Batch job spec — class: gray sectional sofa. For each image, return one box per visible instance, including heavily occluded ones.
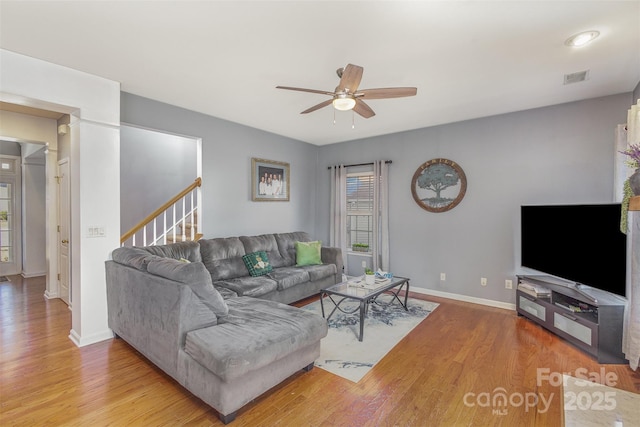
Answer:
[105,232,343,423]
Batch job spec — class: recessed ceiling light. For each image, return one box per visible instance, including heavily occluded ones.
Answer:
[565,30,600,47]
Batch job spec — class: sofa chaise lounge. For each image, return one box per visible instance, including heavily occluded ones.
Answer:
[105,232,343,423]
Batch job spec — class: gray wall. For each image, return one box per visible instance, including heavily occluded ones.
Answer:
[121,91,633,305]
[121,92,318,239]
[316,93,633,303]
[120,125,198,234]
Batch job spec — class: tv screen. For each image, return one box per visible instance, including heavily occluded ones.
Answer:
[521,203,627,298]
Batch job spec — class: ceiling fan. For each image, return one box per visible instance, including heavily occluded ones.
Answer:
[276,63,417,118]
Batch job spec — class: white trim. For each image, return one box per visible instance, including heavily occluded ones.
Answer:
[410,286,516,311]
[348,251,372,257]
[21,271,46,278]
[69,328,114,348]
[44,289,59,299]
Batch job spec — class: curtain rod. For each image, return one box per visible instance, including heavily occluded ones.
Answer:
[327,160,392,170]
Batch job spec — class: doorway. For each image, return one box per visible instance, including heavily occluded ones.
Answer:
[0,155,21,276]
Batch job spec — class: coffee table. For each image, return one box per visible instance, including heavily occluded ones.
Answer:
[320,276,410,341]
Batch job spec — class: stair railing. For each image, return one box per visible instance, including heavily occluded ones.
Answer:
[120,177,202,247]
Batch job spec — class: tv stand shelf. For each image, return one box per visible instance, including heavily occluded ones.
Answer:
[516,275,627,364]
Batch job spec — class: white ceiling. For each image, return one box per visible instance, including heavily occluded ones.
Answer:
[1,1,639,146]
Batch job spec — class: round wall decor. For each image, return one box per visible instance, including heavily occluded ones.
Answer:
[411,158,467,213]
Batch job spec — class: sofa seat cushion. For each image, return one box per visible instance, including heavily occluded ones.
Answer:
[214,285,238,300]
[266,267,310,290]
[200,237,248,281]
[213,276,277,298]
[184,297,328,382]
[299,263,337,282]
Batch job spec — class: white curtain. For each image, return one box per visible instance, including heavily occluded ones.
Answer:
[624,99,640,370]
[372,160,390,272]
[329,165,348,274]
[614,124,629,203]
[628,100,640,146]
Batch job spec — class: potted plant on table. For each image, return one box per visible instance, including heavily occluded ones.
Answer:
[364,268,375,286]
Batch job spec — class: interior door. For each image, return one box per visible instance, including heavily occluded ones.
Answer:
[57,159,70,306]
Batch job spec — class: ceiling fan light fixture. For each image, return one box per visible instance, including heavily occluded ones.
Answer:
[333,96,356,111]
[564,30,600,47]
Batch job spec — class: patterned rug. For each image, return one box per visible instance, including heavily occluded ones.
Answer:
[563,374,640,426]
[302,295,438,383]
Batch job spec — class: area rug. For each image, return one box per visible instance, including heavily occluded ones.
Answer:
[563,374,640,426]
[302,295,438,383]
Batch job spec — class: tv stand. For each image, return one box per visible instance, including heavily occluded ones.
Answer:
[516,275,627,364]
[573,283,598,304]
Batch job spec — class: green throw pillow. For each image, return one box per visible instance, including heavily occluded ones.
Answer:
[242,251,273,277]
[295,240,322,266]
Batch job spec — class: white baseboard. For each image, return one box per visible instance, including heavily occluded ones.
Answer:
[69,328,114,347]
[44,289,59,299]
[410,286,516,311]
[21,271,46,278]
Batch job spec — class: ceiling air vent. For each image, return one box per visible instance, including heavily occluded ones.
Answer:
[564,70,589,85]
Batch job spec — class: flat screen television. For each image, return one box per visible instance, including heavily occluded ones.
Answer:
[520,203,627,298]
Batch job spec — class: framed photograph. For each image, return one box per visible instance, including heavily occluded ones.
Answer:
[411,158,467,213]
[251,158,290,201]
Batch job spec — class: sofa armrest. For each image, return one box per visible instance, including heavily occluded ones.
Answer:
[321,246,343,280]
[105,260,218,379]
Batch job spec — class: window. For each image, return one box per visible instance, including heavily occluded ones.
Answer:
[0,182,13,262]
[346,172,374,250]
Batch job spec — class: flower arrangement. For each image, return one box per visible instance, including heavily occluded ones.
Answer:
[619,143,640,233]
[619,143,640,168]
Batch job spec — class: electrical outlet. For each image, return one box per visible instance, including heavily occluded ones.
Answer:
[361,260,367,268]
[440,273,446,281]
[505,279,513,289]
[481,277,487,286]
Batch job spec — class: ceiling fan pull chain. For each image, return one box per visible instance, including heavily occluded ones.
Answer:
[352,111,355,129]
[333,108,336,125]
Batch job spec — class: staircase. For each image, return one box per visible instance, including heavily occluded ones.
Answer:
[165,212,199,243]
[120,178,202,247]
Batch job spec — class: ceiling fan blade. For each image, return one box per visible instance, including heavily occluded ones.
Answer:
[300,99,333,114]
[276,86,335,96]
[356,87,417,99]
[353,99,375,119]
[337,64,364,93]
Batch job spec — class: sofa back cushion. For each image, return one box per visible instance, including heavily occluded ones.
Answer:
[141,240,202,263]
[111,246,162,271]
[275,232,312,266]
[147,258,228,318]
[239,234,287,268]
[199,237,248,281]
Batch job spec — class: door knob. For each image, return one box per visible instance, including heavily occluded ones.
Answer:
[61,239,69,244]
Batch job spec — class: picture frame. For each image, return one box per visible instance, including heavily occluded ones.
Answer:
[251,158,290,201]
[411,158,467,213]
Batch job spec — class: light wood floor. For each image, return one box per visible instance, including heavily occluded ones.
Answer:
[1,275,639,426]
